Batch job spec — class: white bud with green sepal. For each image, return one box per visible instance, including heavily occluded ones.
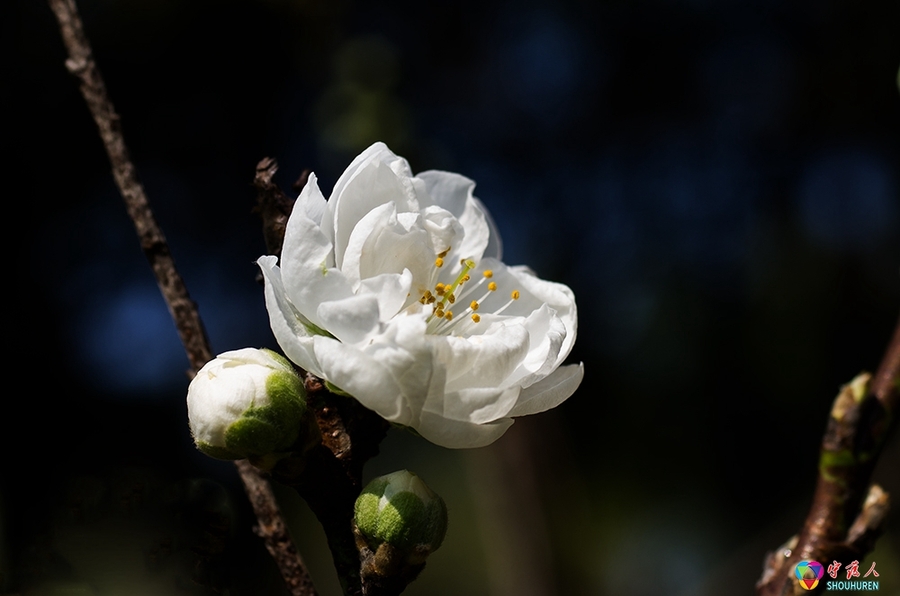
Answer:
[354,470,448,574]
[187,348,307,460]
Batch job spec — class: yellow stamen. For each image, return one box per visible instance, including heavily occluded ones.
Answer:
[427,257,477,324]
[435,257,444,268]
[470,300,479,311]
[483,270,493,278]
[461,274,470,282]
[488,282,497,292]
[444,311,454,321]
[511,290,520,300]
[471,313,481,323]
[438,247,451,258]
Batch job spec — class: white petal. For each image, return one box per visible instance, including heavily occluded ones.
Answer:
[312,335,413,423]
[295,172,327,225]
[316,294,381,345]
[279,179,356,329]
[476,197,503,260]
[257,255,323,376]
[508,265,577,362]
[329,144,420,268]
[349,206,436,296]
[425,385,522,425]
[359,270,414,322]
[415,410,514,449]
[507,363,584,417]
[418,171,493,263]
[421,205,464,257]
[502,304,567,389]
[417,170,474,216]
[438,323,531,393]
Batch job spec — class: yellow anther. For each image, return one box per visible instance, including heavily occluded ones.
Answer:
[427,295,436,304]
[435,283,446,295]
[470,300,479,311]
[447,293,456,304]
[438,247,451,258]
[461,274,470,283]
[471,313,481,323]
[435,309,445,318]
[511,290,520,300]
[483,270,493,278]
[435,257,444,268]
[444,311,454,321]
[488,282,497,291]
[419,296,426,304]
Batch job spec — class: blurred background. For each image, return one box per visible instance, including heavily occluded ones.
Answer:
[6,0,900,594]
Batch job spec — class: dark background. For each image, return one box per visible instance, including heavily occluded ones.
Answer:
[6,0,900,594]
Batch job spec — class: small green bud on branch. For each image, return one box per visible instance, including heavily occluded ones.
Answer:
[354,470,448,579]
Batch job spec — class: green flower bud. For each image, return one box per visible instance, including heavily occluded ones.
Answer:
[187,348,307,460]
[354,470,448,572]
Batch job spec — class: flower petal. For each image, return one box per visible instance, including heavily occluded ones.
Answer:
[280,176,356,329]
[507,363,584,417]
[418,171,492,263]
[359,270,414,322]
[328,143,424,268]
[257,255,323,376]
[424,385,522,425]
[312,335,414,423]
[415,409,514,449]
[438,323,531,393]
[508,265,577,362]
[316,294,381,345]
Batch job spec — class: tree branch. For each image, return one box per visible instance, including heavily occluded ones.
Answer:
[46,2,318,594]
[757,315,900,595]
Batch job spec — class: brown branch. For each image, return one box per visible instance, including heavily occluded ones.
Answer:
[757,314,900,596]
[47,0,210,373]
[237,460,320,596]
[46,2,318,595]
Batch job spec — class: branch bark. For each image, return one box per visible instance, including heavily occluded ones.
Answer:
[46,2,318,594]
[757,315,900,595]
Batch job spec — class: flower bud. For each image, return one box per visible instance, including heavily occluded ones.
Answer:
[354,470,448,573]
[187,348,307,460]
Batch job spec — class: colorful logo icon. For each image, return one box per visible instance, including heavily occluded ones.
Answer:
[796,560,825,590]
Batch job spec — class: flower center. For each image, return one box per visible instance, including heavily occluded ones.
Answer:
[414,248,520,335]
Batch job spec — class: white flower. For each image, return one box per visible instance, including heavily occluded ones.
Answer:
[187,348,307,459]
[257,142,582,448]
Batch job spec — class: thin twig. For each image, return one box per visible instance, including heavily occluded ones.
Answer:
[757,315,900,595]
[46,2,318,594]
[47,0,210,373]
[237,460,320,596]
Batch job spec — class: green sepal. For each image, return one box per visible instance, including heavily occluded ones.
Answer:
[325,380,352,397]
[222,367,308,458]
[196,440,242,461]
